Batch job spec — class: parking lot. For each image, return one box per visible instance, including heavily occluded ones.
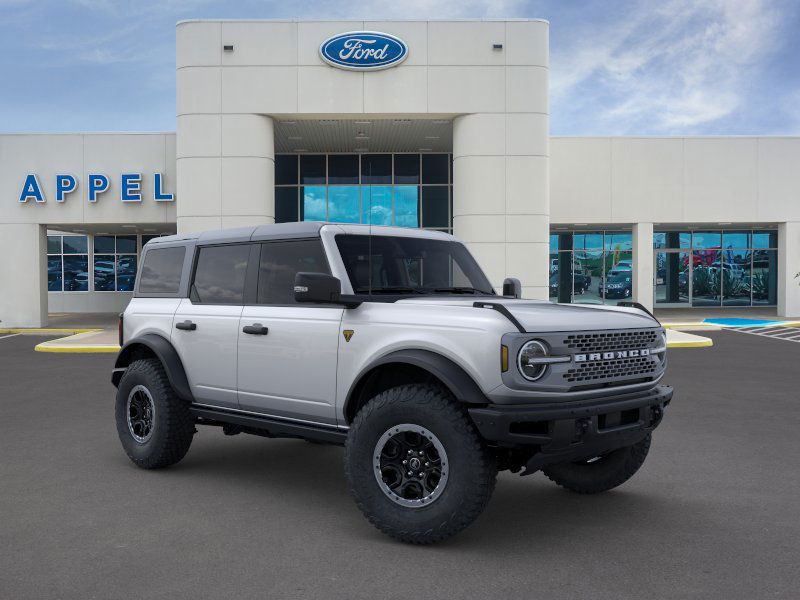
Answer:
[1,330,798,599]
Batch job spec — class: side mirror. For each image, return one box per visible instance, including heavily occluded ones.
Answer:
[294,272,361,308]
[502,277,522,299]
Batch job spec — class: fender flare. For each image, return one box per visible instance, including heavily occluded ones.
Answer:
[111,334,194,402]
[345,349,488,420]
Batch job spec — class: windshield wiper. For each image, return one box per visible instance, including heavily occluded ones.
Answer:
[353,286,428,295]
[432,287,493,295]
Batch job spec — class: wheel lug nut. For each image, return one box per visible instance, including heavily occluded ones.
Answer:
[407,450,413,455]
[425,462,430,467]
[418,451,424,456]
[402,460,407,465]
[407,471,413,476]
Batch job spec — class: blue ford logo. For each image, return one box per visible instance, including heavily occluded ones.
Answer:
[319,31,408,71]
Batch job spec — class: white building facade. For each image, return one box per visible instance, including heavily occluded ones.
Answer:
[0,19,798,327]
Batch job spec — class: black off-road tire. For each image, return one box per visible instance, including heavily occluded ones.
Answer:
[345,383,497,545]
[542,434,651,494]
[115,358,195,469]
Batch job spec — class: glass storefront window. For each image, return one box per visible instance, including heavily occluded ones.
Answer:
[691,231,721,249]
[361,154,392,184]
[394,186,419,227]
[275,154,298,185]
[361,186,392,225]
[691,250,721,306]
[300,155,326,184]
[421,187,449,228]
[605,232,632,251]
[116,256,137,291]
[655,251,690,305]
[752,231,778,249]
[422,154,448,184]
[282,153,452,232]
[94,254,116,291]
[275,187,299,223]
[63,255,89,291]
[752,249,778,305]
[327,186,359,223]
[722,231,750,249]
[574,233,603,250]
[574,250,603,303]
[47,256,62,291]
[47,236,62,254]
[394,155,420,184]
[302,186,327,221]
[654,229,778,307]
[63,235,88,254]
[328,155,358,184]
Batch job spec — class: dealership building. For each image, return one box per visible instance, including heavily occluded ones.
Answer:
[1,18,799,327]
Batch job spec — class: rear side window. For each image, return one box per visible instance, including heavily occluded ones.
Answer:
[257,240,329,305]
[138,247,186,294]
[191,244,250,304]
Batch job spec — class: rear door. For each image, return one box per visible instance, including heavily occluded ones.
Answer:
[171,243,254,409]
[237,239,343,426]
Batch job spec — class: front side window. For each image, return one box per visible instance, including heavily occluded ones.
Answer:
[335,234,494,296]
[139,246,186,295]
[257,240,330,305]
[191,245,250,304]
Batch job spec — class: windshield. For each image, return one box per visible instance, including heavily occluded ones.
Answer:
[608,273,631,283]
[335,234,495,295]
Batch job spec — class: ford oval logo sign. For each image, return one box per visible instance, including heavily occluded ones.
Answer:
[319,31,408,71]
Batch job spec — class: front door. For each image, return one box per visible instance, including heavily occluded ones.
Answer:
[237,239,343,426]
[171,243,251,409]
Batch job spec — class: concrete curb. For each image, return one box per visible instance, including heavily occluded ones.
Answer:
[34,343,120,354]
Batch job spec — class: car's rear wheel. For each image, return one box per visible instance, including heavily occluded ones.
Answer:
[542,434,651,494]
[345,383,497,544]
[115,358,194,469]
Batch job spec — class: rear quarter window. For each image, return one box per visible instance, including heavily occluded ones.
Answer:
[138,246,186,295]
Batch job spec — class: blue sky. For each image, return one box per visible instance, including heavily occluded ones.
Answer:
[1,0,798,135]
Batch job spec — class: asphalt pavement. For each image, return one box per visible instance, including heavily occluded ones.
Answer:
[0,331,798,599]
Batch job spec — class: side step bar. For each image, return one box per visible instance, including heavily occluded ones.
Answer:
[189,405,348,445]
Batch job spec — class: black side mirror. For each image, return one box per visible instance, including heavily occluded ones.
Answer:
[294,272,361,308]
[502,277,522,299]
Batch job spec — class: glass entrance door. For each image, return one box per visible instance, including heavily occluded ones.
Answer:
[654,251,690,307]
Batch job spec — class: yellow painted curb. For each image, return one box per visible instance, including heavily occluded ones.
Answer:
[667,338,714,348]
[34,343,120,353]
[0,328,101,335]
[662,322,717,329]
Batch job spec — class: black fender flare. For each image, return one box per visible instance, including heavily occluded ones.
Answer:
[345,349,488,420]
[111,334,194,402]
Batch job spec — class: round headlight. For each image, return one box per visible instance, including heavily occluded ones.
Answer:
[518,340,549,381]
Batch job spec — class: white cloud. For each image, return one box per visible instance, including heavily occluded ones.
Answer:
[552,0,787,134]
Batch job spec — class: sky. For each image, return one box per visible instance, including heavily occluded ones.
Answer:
[0,0,798,135]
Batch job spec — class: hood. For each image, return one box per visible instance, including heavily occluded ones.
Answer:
[395,297,659,332]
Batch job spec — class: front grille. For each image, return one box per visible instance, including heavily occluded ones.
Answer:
[563,330,659,353]
[564,356,658,383]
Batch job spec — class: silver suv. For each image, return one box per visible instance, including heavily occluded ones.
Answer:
[112,223,672,544]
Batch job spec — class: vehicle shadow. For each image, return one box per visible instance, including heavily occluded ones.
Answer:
[151,431,710,553]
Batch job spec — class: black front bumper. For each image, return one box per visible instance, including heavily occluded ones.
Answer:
[468,385,673,474]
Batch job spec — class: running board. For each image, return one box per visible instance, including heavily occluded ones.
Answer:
[189,405,347,445]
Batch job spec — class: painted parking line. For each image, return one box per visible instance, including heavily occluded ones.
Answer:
[0,333,21,341]
[727,325,800,344]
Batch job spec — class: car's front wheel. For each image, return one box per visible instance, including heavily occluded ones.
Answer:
[115,358,195,469]
[345,383,497,544]
[542,434,651,494]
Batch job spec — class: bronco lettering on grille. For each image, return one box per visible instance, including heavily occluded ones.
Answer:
[574,348,651,362]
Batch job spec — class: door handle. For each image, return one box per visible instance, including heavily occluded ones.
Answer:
[175,320,196,331]
[242,323,269,335]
